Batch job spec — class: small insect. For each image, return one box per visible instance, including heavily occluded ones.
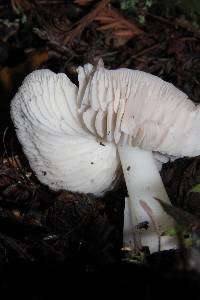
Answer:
[136,221,149,230]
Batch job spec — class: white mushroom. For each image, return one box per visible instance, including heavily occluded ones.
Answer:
[11,69,121,196]
[11,61,200,254]
[77,60,200,253]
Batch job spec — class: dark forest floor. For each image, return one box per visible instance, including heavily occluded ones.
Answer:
[1,0,200,299]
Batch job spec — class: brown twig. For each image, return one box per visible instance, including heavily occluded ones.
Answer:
[74,0,94,5]
[140,200,161,251]
[122,41,165,67]
[2,130,34,187]
[96,7,143,36]
[64,0,110,45]
[11,0,66,11]
[148,13,200,39]
[95,7,144,46]
[2,128,14,172]
[33,28,77,58]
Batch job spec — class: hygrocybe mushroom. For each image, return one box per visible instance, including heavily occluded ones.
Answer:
[11,61,200,254]
[11,69,120,196]
[77,61,200,253]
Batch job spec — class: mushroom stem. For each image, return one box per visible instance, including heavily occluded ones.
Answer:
[118,145,178,253]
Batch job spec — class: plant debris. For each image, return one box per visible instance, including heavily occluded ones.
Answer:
[1,0,200,298]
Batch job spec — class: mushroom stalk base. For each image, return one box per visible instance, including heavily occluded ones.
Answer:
[118,145,178,254]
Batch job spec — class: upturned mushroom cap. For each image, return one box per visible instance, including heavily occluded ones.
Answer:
[78,61,200,160]
[11,69,120,195]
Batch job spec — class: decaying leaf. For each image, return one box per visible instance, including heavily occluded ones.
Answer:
[11,0,32,12]
[0,50,48,92]
[95,7,144,46]
[3,155,22,170]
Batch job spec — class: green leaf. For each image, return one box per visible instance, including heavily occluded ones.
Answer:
[161,227,178,237]
[183,233,193,247]
[120,0,138,11]
[191,183,200,193]
[138,15,145,25]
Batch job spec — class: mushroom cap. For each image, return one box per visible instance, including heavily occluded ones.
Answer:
[11,69,120,195]
[78,61,200,159]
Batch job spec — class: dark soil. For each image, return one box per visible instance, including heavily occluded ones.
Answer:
[1,0,200,298]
